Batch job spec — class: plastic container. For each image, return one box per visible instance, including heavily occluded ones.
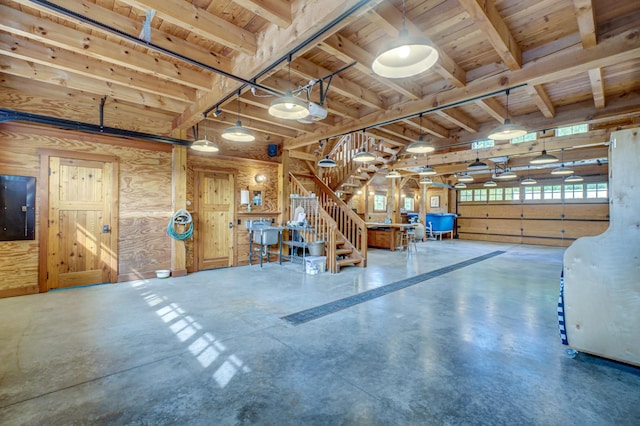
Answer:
[155,270,170,279]
[305,256,326,274]
[426,213,456,232]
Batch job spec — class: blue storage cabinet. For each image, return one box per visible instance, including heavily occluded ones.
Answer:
[426,213,456,240]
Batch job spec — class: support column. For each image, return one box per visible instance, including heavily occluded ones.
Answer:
[171,143,188,277]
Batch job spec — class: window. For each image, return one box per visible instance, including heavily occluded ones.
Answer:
[374,194,387,211]
[586,182,608,199]
[556,123,588,136]
[473,189,487,201]
[504,187,520,201]
[543,185,562,200]
[488,188,503,201]
[510,132,537,144]
[404,197,415,211]
[471,139,494,150]
[564,184,584,199]
[459,189,473,202]
[524,186,542,200]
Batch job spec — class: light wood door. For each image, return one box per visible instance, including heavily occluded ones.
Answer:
[197,171,235,270]
[47,156,117,289]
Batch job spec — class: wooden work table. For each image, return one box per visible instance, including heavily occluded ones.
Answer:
[365,223,415,251]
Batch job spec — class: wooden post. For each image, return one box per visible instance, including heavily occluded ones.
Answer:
[171,143,188,277]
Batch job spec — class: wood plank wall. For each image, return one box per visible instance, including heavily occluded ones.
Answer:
[457,180,610,247]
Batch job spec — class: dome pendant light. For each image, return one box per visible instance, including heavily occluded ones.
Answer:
[353,148,375,163]
[488,89,527,140]
[318,155,337,168]
[191,122,219,153]
[385,169,401,179]
[222,91,255,142]
[530,149,559,164]
[467,151,488,170]
[371,0,439,79]
[551,149,574,175]
[269,55,309,120]
[458,173,474,183]
[407,113,435,154]
[454,182,467,189]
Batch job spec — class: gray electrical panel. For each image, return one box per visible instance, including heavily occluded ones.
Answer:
[0,175,36,241]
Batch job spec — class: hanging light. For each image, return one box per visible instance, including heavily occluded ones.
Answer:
[269,56,309,120]
[458,173,474,183]
[495,169,518,180]
[564,175,584,183]
[530,146,559,164]
[467,154,488,170]
[191,122,219,152]
[419,177,432,185]
[318,156,336,168]
[353,149,375,163]
[418,166,436,176]
[371,0,439,79]
[484,180,497,187]
[222,92,255,142]
[488,89,527,140]
[407,114,435,153]
[454,182,467,189]
[385,170,401,179]
[550,149,574,175]
[520,177,537,185]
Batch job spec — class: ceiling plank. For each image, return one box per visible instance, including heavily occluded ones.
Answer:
[526,85,556,119]
[572,0,597,48]
[285,27,640,150]
[457,0,522,70]
[435,108,479,133]
[0,34,196,104]
[475,98,507,123]
[369,1,467,87]
[588,68,606,109]
[318,34,422,100]
[402,117,450,139]
[118,0,257,55]
[0,4,212,91]
[233,0,292,28]
[11,0,232,73]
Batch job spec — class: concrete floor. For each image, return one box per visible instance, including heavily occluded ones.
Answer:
[1,241,639,425]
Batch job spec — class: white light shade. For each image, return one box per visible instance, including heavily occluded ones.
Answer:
[495,170,518,180]
[353,150,376,163]
[467,158,488,170]
[240,190,250,205]
[191,136,219,152]
[520,177,537,185]
[418,166,436,176]
[564,175,584,183]
[268,92,309,119]
[530,150,559,164]
[483,180,497,187]
[458,174,474,183]
[551,165,574,175]
[488,119,527,140]
[318,156,336,167]
[221,120,255,142]
[372,30,439,79]
[385,170,401,178]
[419,177,432,185]
[454,182,467,189]
[406,136,435,154]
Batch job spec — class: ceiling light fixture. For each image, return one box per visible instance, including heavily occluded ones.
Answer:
[269,55,309,120]
[520,177,537,185]
[418,164,436,176]
[550,149,574,175]
[564,174,584,183]
[458,173,474,183]
[371,0,439,79]
[454,182,467,189]
[419,177,432,185]
[222,91,255,142]
[191,122,219,152]
[530,140,559,164]
[467,152,488,170]
[495,169,518,180]
[406,114,435,153]
[318,155,336,168]
[385,169,401,179]
[353,149,375,163]
[488,89,527,140]
[483,180,497,187]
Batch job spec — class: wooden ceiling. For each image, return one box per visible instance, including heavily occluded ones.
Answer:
[1,0,639,176]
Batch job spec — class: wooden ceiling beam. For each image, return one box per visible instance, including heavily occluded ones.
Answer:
[588,68,606,109]
[118,0,257,55]
[401,117,450,139]
[0,34,196,104]
[457,0,522,70]
[0,4,212,91]
[475,98,507,123]
[526,85,556,119]
[435,108,479,133]
[208,111,298,138]
[369,2,467,87]
[573,0,597,49]
[11,0,232,73]
[233,0,292,28]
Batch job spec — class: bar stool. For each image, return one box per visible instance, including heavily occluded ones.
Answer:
[406,228,418,254]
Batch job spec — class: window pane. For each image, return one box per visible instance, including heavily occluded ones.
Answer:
[557,123,588,136]
[543,185,562,200]
[504,187,520,200]
[471,139,495,150]
[374,194,387,211]
[524,186,541,200]
[511,132,537,144]
[460,189,473,202]
[404,197,414,211]
[564,184,584,199]
[474,189,487,201]
[587,182,608,199]
[488,188,503,201]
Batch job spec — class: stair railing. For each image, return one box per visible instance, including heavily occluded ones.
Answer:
[323,132,375,191]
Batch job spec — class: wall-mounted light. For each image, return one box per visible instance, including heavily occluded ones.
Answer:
[255,174,266,183]
[240,189,251,212]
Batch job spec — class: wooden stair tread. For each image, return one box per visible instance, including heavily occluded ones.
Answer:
[336,248,353,255]
[337,258,362,266]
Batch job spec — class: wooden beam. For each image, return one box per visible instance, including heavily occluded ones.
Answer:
[233,0,292,28]
[475,98,507,123]
[526,85,556,119]
[288,150,317,161]
[0,4,212,91]
[572,0,597,48]
[118,0,257,55]
[457,0,522,70]
[435,108,479,133]
[588,68,606,109]
[402,117,450,139]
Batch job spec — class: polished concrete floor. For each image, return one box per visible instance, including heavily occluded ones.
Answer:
[1,240,639,425]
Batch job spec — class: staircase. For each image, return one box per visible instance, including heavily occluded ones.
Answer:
[290,173,367,273]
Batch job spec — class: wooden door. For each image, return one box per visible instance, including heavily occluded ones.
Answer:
[45,155,117,289]
[197,171,235,270]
